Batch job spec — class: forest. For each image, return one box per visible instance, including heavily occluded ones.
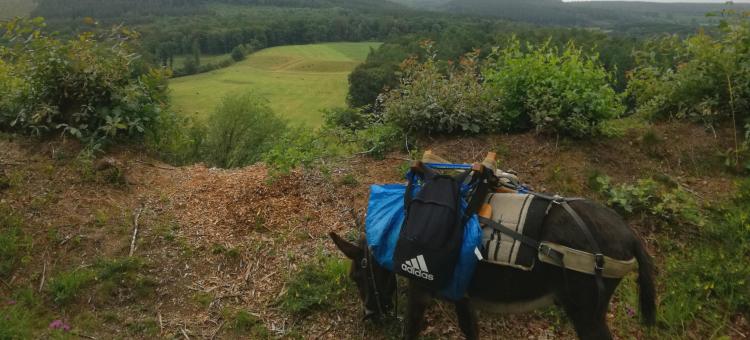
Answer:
[1,0,749,339]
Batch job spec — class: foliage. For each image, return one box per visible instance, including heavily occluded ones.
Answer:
[146,111,207,166]
[382,41,500,135]
[626,12,750,126]
[231,46,246,62]
[0,302,35,339]
[590,175,704,228]
[0,206,28,278]
[483,39,624,138]
[227,310,269,337]
[323,107,371,131]
[658,179,750,333]
[279,255,350,314]
[204,93,287,168]
[0,18,171,146]
[355,123,403,159]
[263,126,333,176]
[48,269,97,305]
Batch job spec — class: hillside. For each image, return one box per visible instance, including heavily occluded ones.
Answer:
[170,42,381,126]
[435,0,750,32]
[1,120,746,338]
[0,0,36,19]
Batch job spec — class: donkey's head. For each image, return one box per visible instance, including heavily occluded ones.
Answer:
[329,232,396,320]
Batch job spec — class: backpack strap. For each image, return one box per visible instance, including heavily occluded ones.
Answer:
[478,216,565,266]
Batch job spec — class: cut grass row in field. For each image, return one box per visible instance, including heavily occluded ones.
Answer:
[0,0,36,19]
[172,53,232,69]
[170,42,381,127]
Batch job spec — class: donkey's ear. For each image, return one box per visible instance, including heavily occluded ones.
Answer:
[329,232,363,259]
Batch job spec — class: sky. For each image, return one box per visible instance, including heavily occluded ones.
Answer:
[562,0,750,3]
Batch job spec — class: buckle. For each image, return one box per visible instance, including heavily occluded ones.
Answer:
[594,253,605,272]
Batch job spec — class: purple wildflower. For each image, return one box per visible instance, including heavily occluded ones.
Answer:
[49,319,71,332]
[626,305,636,318]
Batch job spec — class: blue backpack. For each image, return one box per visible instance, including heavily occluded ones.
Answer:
[365,170,485,301]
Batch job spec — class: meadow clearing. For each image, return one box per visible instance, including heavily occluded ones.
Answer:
[170,42,381,126]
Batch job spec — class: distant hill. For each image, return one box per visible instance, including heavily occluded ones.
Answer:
[32,0,406,20]
[0,0,36,20]
[401,0,750,33]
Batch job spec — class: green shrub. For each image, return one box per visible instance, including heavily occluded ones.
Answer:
[48,269,96,305]
[204,93,287,168]
[0,18,170,145]
[382,41,500,135]
[146,111,207,166]
[263,126,334,175]
[279,255,350,314]
[356,123,403,159]
[658,179,750,333]
[0,206,28,278]
[0,303,35,339]
[231,46,246,62]
[229,310,269,337]
[591,175,704,228]
[483,38,623,138]
[626,13,750,128]
[323,107,371,131]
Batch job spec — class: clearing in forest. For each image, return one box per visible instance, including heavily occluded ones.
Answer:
[170,42,381,127]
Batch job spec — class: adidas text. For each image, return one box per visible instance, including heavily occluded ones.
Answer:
[401,255,434,281]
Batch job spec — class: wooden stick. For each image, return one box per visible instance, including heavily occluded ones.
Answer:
[38,258,47,292]
[134,159,176,171]
[158,312,164,335]
[0,278,12,290]
[209,320,225,340]
[73,332,97,340]
[180,326,190,340]
[129,206,143,257]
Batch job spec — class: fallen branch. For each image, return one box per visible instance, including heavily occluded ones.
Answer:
[0,278,12,291]
[209,320,225,340]
[38,258,47,293]
[180,326,190,340]
[73,332,97,340]
[134,159,176,171]
[129,206,144,257]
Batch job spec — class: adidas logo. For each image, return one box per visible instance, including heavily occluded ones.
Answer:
[401,255,434,281]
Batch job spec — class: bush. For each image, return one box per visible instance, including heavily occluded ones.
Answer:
[48,269,96,305]
[263,126,333,175]
[323,107,370,131]
[0,18,170,145]
[278,255,350,314]
[146,111,207,165]
[483,38,623,138]
[382,41,500,135]
[204,93,287,168]
[658,179,750,332]
[356,123,403,159]
[590,175,704,228]
[231,46,246,62]
[228,310,268,337]
[626,13,750,127]
[0,206,28,278]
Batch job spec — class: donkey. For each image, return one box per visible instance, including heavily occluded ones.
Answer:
[330,199,656,340]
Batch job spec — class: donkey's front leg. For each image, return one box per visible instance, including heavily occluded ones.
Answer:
[405,280,431,340]
[454,298,479,340]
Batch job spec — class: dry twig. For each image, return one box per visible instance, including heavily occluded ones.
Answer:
[38,258,47,292]
[129,206,143,257]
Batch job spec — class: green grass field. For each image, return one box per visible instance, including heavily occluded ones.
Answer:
[173,53,232,69]
[0,0,36,19]
[170,42,381,127]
